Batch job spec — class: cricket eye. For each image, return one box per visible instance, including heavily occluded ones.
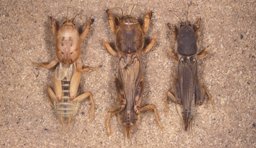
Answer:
[191,57,196,62]
[180,57,184,63]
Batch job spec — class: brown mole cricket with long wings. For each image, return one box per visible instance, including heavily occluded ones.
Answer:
[33,16,96,125]
[166,16,210,130]
[103,9,163,138]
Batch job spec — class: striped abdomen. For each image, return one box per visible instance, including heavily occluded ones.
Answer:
[54,79,79,123]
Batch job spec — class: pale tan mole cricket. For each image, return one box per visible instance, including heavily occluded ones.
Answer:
[33,16,97,125]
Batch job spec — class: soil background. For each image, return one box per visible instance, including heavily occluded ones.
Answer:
[0,0,255,147]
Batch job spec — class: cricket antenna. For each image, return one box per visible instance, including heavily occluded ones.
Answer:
[168,8,182,23]
[109,7,123,17]
[71,12,80,23]
[128,4,137,16]
[185,0,192,22]
[65,6,70,22]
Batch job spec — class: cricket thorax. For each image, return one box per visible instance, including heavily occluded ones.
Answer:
[56,25,80,64]
[116,23,144,54]
[177,25,197,56]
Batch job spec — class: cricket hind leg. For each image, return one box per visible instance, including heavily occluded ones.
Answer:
[105,106,124,136]
[195,79,211,106]
[166,91,182,104]
[164,77,183,119]
[105,77,126,136]
[47,86,58,106]
[139,104,163,129]
[69,69,81,99]
[164,90,182,116]
[166,78,182,105]
[73,91,95,121]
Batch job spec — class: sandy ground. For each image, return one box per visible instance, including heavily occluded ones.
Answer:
[0,0,255,147]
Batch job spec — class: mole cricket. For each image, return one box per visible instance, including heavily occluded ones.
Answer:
[103,8,163,138]
[33,15,97,125]
[166,2,210,130]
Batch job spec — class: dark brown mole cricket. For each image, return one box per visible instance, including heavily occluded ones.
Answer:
[33,15,97,125]
[166,3,210,131]
[103,8,163,138]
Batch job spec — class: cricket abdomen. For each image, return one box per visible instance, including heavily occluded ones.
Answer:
[178,57,197,130]
[118,55,141,126]
[61,80,70,102]
[54,79,79,123]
